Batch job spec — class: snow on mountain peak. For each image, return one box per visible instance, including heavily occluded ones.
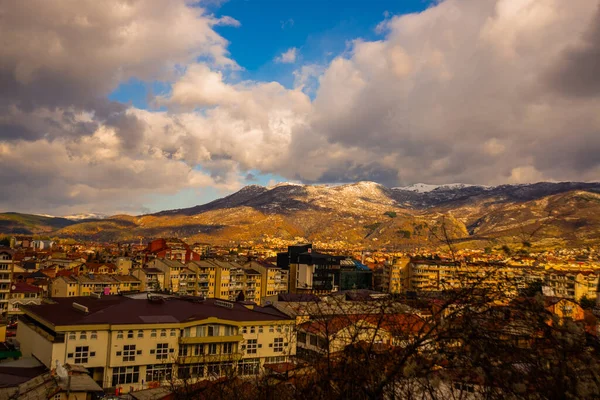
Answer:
[394,183,486,193]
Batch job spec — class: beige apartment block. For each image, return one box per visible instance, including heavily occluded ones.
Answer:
[0,248,14,315]
[382,257,410,294]
[187,260,217,298]
[131,267,166,292]
[245,260,289,303]
[51,275,142,298]
[146,259,187,293]
[18,296,296,393]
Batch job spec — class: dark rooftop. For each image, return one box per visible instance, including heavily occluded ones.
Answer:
[22,296,292,327]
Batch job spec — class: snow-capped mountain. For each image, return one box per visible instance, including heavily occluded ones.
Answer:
[394,183,487,193]
[5,181,600,247]
[63,213,108,220]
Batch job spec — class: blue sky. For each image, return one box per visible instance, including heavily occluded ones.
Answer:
[110,0,433,211]
[110,0,431,106]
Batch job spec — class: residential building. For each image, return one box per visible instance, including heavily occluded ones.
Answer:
[245,261,288,303]
[18,295,296,393]
[51,274,141,297]
[7,282,43,315]
[147,259,187,293]
[187,260,217,298]
[131,267,165,292]
[0,248,14,315]
[382,257,410,294]
[243,269,262,304]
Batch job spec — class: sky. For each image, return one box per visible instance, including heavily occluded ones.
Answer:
[1,0,599,216]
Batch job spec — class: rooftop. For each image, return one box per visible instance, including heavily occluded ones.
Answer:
[22,295,291,327]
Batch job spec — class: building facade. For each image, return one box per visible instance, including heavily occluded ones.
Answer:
[18,296,296,393]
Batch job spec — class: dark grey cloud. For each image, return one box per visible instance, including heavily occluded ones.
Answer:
[546,5,600,97]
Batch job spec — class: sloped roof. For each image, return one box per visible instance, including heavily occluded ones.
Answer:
[22,296,292,327]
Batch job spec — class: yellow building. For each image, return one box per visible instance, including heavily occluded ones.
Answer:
[187,260,218,298]
[131,267,166,292]
[245,261,288,303]
[0,248,14,315]
[382,257,410,294]
[243,269,262,304]
[51,275,141,297]
[147,259,187,293]
[18,295,296,393]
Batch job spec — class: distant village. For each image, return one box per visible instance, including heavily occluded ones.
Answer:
[1,235,600,398]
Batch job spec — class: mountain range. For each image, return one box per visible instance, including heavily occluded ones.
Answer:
[2,181,600,249]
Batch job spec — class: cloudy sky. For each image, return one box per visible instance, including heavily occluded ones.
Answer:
[1,0,599,215]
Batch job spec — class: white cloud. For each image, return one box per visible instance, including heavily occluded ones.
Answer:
[3,0,600,214]
[275,48,298,64]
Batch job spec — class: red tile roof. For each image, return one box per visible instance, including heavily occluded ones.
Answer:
[10,282,43,293]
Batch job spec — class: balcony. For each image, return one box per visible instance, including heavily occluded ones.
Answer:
[177,352,243,364]
[179,335,243,344]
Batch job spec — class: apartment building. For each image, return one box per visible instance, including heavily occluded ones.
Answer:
[51,274,142,297]
[18,295,296,393]
[131,267,165,292]
[243,269,262,304]
[406,259,600,301]
[544,269,600,300]
[245,260,288,302]
[186,260,217,298]
[146,259,187,293]
[0,248,14,315]
[382,257,410,294]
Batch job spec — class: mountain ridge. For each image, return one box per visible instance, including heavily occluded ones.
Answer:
[3,181,600,249]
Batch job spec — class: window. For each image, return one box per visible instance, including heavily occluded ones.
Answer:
[223,325,236,336]
[74,346,89,364]
[273,338,284,353]
[146,364,172,382]
[223,342,233,354]
[151,329,157,338]
[155,343,169,360]
[269,326,274,333]
[207,325,218,336]
[298,332,307,344]
[123,345,136,362]
[242,327,247,334]
[127,330,134,339]
[208,343,218,355]
[68,332,76,340]
[117,331,123,339]
[137,330,143,338]
[79,331,87,340]
[112,366,139,386]
[309,335,318,346]
[193,344,204,356]
[258,326,263,333]
[170,329,176,337]
[160,329,167,337]
[277,325,282,333]
[246,339,257,354]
